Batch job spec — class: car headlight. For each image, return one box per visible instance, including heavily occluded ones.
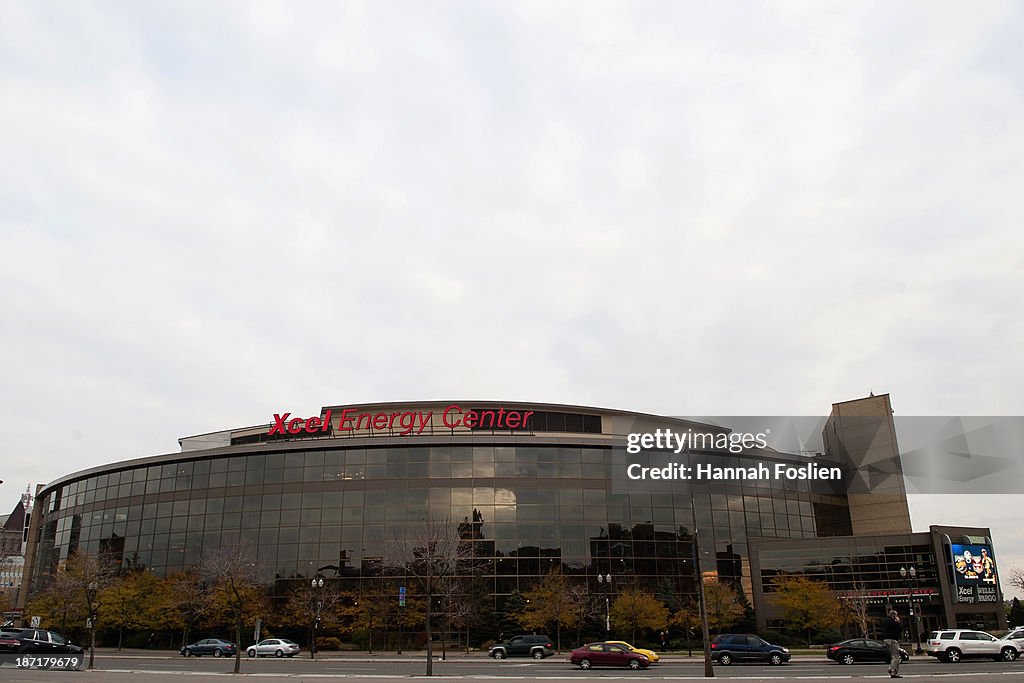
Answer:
[782,648,790,653]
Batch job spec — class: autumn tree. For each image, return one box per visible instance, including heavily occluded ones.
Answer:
[609,587,669,643]
[100,568,164,649]
[382,517,473,676]
[518,569,577,652]
[703,579,745,633]
[769,574,843,646]
[26,570,87,635]
[203,544,265,674]
[0,540,15,613]
[339,589,379,652]
[669,598,702,655]
[61,552,120,669]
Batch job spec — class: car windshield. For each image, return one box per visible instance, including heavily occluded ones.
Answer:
[281,640,296,645]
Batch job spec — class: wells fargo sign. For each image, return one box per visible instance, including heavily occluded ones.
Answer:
[269,405,535,437]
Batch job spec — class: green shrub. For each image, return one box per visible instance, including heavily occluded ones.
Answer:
[315,637,343,651]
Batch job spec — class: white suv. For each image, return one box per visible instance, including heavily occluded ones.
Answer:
[926,629,1019,663]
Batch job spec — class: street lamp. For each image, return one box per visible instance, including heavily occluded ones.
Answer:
[597,574,612,636]
[899,566,923,655]
[310,576,325,659]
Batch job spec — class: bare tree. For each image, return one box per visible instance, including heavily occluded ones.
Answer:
[382,517,473,676]
[203,544,264,674]
[166,571,212,649]
[846,583,871,638]
[1010,567,1024,595]
[565,583,598,649]
[60,552,121,670]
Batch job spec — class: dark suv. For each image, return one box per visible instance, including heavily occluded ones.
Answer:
[711,634,791,665]
[488,634,555,659]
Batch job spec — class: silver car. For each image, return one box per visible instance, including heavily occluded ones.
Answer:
[246,638,300,658]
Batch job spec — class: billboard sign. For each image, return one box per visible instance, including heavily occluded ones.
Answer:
[951,543,999,604]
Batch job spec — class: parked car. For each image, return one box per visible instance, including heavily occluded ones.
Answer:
[827,638,910,665]
[570,642,651,669]
[926,629,1019,662]
[247,638,300,658]
[606,640,660,663]
[488,634,555,659]
[1005,629,1024,651]
[710,634,791,665]
[180,638,238,657]
[0,629,83,655]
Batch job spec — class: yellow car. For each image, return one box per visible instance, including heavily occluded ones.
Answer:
[607,641,660,663]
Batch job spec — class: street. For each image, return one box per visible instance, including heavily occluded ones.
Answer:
[4,650,1024,682]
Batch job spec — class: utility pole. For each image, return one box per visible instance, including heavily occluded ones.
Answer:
[691,500,714,678]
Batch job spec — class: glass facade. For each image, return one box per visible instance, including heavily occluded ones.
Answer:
[30,437,855,611]
[750,532,1007,633]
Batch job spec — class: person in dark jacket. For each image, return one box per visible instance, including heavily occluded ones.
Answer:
[881,610,903,678]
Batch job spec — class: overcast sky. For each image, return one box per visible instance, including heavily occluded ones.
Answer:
[2,2,1023,597]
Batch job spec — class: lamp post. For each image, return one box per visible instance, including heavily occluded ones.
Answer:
[310,576,325,659]
[597,574,612,636]
[899,566,923,655]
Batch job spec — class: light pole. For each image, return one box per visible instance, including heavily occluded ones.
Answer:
[310,576,325,659]
[899,566,923,655]
[86,581,98,670]
[597,574,612,636]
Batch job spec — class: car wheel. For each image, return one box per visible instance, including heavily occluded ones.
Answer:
[769,653,784,665]
[841,653,855,665]
[532,650,544,660]
[1002,647,1017,662]
[213,648,223,657]
[493,650,506,659]
[184,648,193,657]
[275,649,284,658]
[718,652,732,665]
[578,658,591,669]
[901,653,909,662]
[628,659,641,669]
[247,650,256,658]
[946,647,961,663]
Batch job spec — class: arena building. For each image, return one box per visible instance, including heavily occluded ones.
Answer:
[17,395,1005,633]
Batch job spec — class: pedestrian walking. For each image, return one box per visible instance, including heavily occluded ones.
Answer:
[881,610,903,678]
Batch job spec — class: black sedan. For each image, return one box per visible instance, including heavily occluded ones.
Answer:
[827,638,909,665]
[180,638,237,657]
[0,629,83,655]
